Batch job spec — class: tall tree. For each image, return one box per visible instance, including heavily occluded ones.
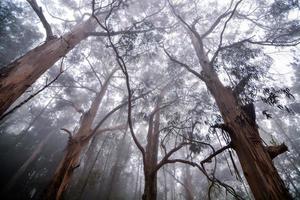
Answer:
[164,0,295,199]
[44,67,116,200]
[0,0,157,117]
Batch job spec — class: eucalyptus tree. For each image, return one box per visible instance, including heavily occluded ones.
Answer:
[0,0,161,117]
[161,0,300,199]
[45,65,119,199]
[0,0,42,67]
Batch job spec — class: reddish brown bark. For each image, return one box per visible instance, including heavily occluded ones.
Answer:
[189,31,291,199]
[142,93,163,200]
[44,69,115,200]
[208,76,290,199]
[0,17,96,117]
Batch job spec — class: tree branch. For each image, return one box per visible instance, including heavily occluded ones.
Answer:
[164,48,205,81]
[267,143,288,159]
[0,59,66,121]
[233,73,252,96]
[26,0,54,40]
[154,142,189,173]
[201,143,232,165]
[201,11,232,38]
[91,5,147,160]
[210,0,243,64]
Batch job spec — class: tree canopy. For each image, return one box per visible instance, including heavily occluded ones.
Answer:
[0,0,299,199]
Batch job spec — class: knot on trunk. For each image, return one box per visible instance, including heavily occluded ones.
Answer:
[267,143,288,159]
[211,123,234,136]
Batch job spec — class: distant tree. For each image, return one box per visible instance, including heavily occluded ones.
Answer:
[0,0,42,67]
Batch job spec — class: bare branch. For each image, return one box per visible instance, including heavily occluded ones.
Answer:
[0,59,66,121]
[94,123,128,135]
[84,55,103,86]
[26,0,54,40]
[91,5,147,159]
[154,142,189,173]
[210,0,243,64]
[267,143,288,159]
[167,0,202,42]
[163,48,205,81]
[61,128,73,140]
[201,143,232,165]
[56,98,84,114]
[201,12,231,38]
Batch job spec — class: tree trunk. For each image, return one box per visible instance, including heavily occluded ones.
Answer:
[183,165,193,200]
[143,173,158,200]
[1,131,54,196]
[44,69,114,200]
[0,17,96,117]
[44,141,83,200]
[188,31,291,199]
[162,166,168,200]
[205,72,291,200]
[142,92,163,200]
[134,158,141,200]
[107,131,130,200]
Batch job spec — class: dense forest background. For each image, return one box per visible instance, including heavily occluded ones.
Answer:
[0,0,299,199]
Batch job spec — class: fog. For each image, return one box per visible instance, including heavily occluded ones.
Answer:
[0,0,300,199]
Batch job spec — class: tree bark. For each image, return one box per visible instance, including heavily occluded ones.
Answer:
[142,92,163,200]
[187,32,291,199]
[0,17,96,117]
[44,69,114,200]
[204,69,290,200]
[143,173,158,200]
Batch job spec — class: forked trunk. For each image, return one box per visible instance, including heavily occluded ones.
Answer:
[44,141,83,200]
[205,73,291,200]
[44,69,114,200]
[0,17,96,117]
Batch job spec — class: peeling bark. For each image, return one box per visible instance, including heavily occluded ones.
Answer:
[205,70,291,200]
[187,31,291,199]
[44,69,114,200]
[0,17,96,117]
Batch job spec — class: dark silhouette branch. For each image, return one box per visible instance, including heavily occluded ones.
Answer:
[154,142,189,173]
[164,48,205,81]
[267,143,288,159]
[210,0,243,64]
[201,143,232,165]
[0,59,66,121]
[201,0,234,38]
[26,0,54,40]
[91,2,147,160]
